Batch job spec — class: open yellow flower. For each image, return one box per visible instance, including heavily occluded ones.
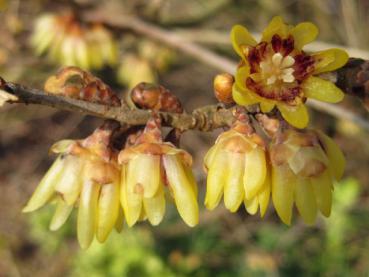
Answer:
[270,128,345,224]
[231,16,348,128]
[204,116,270,216]
[23,124,122,249]
[118,118,199,227]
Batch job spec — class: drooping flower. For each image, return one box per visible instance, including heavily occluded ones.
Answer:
[204,114,270,216]
[118,117,199,227]
[23,122,122,249]
[231,16,349,128]
[270,128,345,224]
[31,13,117,70]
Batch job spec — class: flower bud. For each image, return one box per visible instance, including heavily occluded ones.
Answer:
[44,66,121,106]
[213,73,235,104]
[130,82,183,113]
[270,128,345,225]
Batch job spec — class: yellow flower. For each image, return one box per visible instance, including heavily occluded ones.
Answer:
[23,124,122,249]
[204,117,270,216]
[270,128,345,224]
[118,118,198,227]
[231,16,348,128]
[31,14,118,70]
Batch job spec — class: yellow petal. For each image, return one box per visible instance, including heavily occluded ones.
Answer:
[272,165,295,225]
[183,162,198,197]
[278,104,309,129]
[232,83,259,106]
[290,22,318,50]
[143,184,166,226]
[235,66,250,91]
[262,16,289,42]
[260,102,275,113]
[224,152,245,212]
[244,196,258,215]
[163,155,199,227]
[50,140,75,154]
[22,157,65,213]
[313,48,349,74]
[135,154,161,198]
[123,160,143,227]
[49,199,73,231]
[96,182,120,243]
[114,208,124,233]
[231,25,257,58]
[311,170,333,217]
[258,171,271,218]
[303,77,344,103]
[294,177,317,224]
[54,156,83,205]
[205,149,228,210]
[203,144,220,172]
[77,180,100,249]
[316,131,345,180]
[244,148,267,200]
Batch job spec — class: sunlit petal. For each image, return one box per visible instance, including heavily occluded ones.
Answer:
[22,157,65,213]
[303,77,344,103]
[244,148,267,200]
[163,155,199,227]
[77,180,100,249]
[290,22,318,50]
[96,182,120,243]
[313,48,349,74]
[49,198,73,231]
[231,25,257,58]
[205,149,228,210]
[224,152,245,212]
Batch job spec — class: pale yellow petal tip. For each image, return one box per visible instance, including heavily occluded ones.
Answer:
[96,232,109,243]
[278,213,292,226]
[22,205,36,213]
[204,200,218,211]
[183,215,199,227]
[79,240,93,250]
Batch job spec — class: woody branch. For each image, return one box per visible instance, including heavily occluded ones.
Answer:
[1,57,369,132]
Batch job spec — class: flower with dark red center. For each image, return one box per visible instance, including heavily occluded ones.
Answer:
[231,16,349,128]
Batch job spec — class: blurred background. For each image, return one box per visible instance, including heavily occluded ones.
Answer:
[1,0,369,276]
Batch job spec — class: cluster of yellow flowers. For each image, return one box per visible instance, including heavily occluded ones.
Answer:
[23,17,348,249]
[204,114,344,225]
[31,14,117,70]
[23,119,199,249]
[23,115,344,249]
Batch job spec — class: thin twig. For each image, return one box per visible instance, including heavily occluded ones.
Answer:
[2,82,240,132]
